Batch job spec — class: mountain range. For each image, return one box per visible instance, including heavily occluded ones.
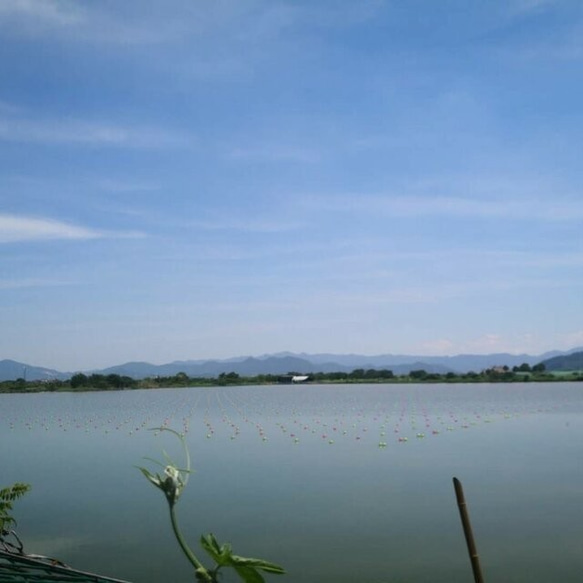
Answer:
[1,347,582,382]
[538,351,583,372]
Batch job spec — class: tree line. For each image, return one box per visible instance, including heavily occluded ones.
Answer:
[2,361,583,393]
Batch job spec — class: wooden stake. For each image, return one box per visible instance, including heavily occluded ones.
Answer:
[453,477,485,583]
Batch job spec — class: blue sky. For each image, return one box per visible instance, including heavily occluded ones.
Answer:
[1,0,582,370]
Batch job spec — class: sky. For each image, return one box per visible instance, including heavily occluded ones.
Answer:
[1,0,582,371]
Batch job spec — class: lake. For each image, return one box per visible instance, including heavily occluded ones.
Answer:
[2,383,583,582]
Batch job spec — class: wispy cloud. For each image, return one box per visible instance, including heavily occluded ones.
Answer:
[0,214,143,243]
[507,0,558,16]
[299,193,583,221]
[0,0,388,54]
[98,179,161,193]
[0,113,190,148]
[0,0,175,44]
[496,1,583,61]
[420,333,514,355]
[229,144,321,163]
[453,330,583,356]
[554,330,583,350]
[0,277,74,290]
[0,0,82,28]
[0,100,24,115]
[191,216,305,234]
[417,328,583,358]
[231,0,384,41]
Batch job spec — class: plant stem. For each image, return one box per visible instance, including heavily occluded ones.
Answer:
[169,503,211,581]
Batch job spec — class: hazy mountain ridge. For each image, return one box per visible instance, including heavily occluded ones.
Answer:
[540,351,583,371]
[2,347,582,381]
[0,359,70,382]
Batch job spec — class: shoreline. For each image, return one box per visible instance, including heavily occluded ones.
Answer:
[2,371,583,394]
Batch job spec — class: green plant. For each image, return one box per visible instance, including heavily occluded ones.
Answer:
[0,483,31,537]
[138,428,285,583]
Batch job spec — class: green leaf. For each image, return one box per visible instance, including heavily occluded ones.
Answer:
[200,534,284,576]
[201,533,227,565]
[161,448,179,468]
[230,556,285,574]
[0,483,30,533]
[141,456,166,469]
[220,542,233,559]
[136,467,162,488]
[204,533,221,554]
[233,565,266,583]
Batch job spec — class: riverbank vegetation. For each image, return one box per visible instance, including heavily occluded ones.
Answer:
[0,483,30,541]
[1,363,582,393]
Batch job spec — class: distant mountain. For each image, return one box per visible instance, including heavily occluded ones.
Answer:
[540,350,583,372]
[101,356,317,378]
[0,356,451,381]
[2,347,582,381]
[101,356,455,378]
[0,360,69,382]
[98,361,174,378]
[270,350,582,373]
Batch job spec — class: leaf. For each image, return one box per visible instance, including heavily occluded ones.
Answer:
[0,483,30,533]
[202,533,221,554]
[200,534,284,576]
[136,467,162,488]
[230,556,285,574]
[141,456,166,469]
[161,448,178,468]
[232,565,266,583]
[220,542,233,559]
[200,533,225,565]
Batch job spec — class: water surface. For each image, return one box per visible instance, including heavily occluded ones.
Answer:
[2,383,582,582]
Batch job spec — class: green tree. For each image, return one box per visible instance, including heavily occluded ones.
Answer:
[173,372,190,386]
[70,373,88,388]
[0,483,30,536]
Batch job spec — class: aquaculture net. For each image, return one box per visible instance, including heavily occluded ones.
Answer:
[0,548,131,583]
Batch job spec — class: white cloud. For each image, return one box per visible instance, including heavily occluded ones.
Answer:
[0,214,143,243]
[0,214,102,242]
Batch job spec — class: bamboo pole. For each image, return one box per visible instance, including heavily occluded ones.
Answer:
[453,477,485,583]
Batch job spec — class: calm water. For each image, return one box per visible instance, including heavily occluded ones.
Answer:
[2,383,583,583]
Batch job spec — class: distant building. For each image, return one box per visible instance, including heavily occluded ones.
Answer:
[291,375,310,383]
[488,366,508,374]
[277,374,311,384]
